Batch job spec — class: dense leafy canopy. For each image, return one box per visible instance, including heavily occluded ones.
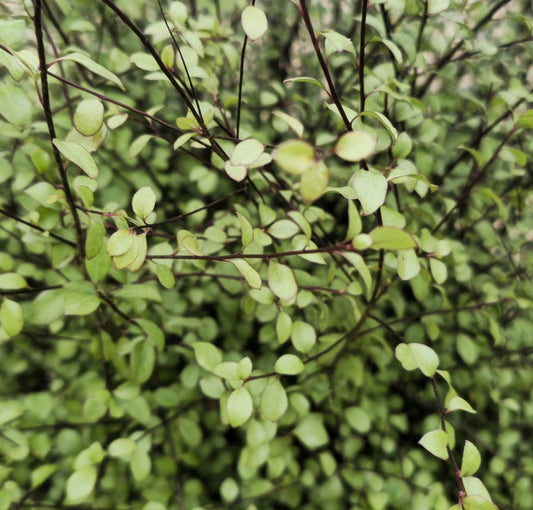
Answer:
[0,0,532,509]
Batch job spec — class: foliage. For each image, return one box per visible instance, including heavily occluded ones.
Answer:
[0,0,532,509]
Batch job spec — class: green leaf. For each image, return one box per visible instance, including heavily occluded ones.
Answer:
[129,134,154,158]
[237,212,254,247]
[345,407,371,433]
[108,438,136,458]
[53,139,99,179]
[260,379,288,421]
[448,396,477,414]
[213,361,239,380]
[85,221,105,260]
[177,229,203,255]
[130,52,159,71]
[283,76,326,90]
[0,84,32,126]
[66,465,97,503]
[268,219,299,239]
[31,464,58,489]
[192,342,223,371]
[462,477,492,501]
[0,273,27,290]
[273,140,315,175]
[237,357,252,379]
[462,496,498,510]
[135,318,165,353]
[430,258,447,284]
[291,321,316,353]
[107,229,134,257]
[273,110,304,138]
[359,111,398,143]
[274,354,304,375]
[1,298,23,337]
[352,169,388,215]
[300,161,329,203]
[428,0,450,15]
[268,261,298,302]
[74,99,105,136]
[228,259,262,289]
[397,249,420,280]
[294,414,329,449]
[335,131,377,162]
[418,429,449,460]
[517,109,533,129]
[130,448,151,482]
[369,226,416,250]
[230,139,264,166]
[156,264,175,289]
[346,200,362,240]
[57,53,125,90]
[132,186,156,220]
[225,162,247,182]
[130,341,155,383]
[220,477,239,503]
[227,386,253,427]
[64,291,100,316]
[461,440,481,477]
[276,312,292,344]
[241,5,268,41]
[395,343,440,376]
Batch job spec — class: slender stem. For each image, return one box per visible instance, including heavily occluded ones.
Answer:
[298,0,352,130]
[359,0,368,114]
[33,0,85,261]
[236,34,248,138]
[431,377,466,497]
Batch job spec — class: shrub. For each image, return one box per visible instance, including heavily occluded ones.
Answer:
[0,1,532,509]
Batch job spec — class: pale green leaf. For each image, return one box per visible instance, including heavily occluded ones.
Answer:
[224,161,247,182]
[124,233,147,272]
[0,298,23,337]
[230,139,264,166]
[300,160,329,203]
[156,264,175,289]
[227,386,253,427]
[352,169,388,215]
[268,261,298,302]
[57,53,125,90]
[448,396,477,414]
[107,229,133,257]
[276,312,292,344]
[74,99,104,136]
[283,76,326,90]
[291,321,316,353]
[418,429,449,460]
[0,273,27,290]
[274,354,304,375]
[53,139,99,179]
[132,186,156,220]
[345,407,371,433]
[237,212,254,247]
[268,219,299,239]
[294,414,329,449]
[428,0,450,15]
[273,110,304,138]
[108,438,136,458]
[237,357,252,379]
[177,229,203,255]
[395,342,440,376]
[369,226,416,250]
[359,110,398,142]
[260,379,288,421]
[136,318,165,353]
[461,440,481,477]
[64,291,100,316]
[430,258,447,284]
[31,464,58,489]
[129,134,153,159]
[213,361,239,380]
[85,221,105,260]
[397,249,421,280]
[335,131,377,162]
[130,341,155,383]
[462,477,492,501]
[130,52,159,71]
[66,465,97,502]
[130,448,151,482]
[273,140,315,175]
[241,6,268,41]
[192,342,222,371]
[228,259,262,290]
[462,496,498,510]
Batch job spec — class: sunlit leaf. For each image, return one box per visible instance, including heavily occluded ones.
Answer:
[418,429,449,460]
[53,139,99,179]
[227,386,253,427]
[241,5,268,41]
